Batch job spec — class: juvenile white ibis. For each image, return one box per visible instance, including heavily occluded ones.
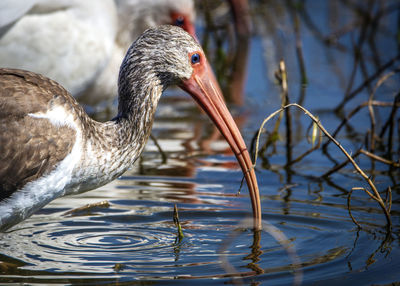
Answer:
[0,0,196,101]
[0,25,261,231]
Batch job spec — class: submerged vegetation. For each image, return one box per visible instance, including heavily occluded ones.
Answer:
[199,0,399,231]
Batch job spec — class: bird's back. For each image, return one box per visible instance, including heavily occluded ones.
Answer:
[0,69,77,200]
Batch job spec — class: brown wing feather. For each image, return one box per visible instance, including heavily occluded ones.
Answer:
[0,69,77,200]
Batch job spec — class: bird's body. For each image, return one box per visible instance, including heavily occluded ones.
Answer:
[0,26,261,231]
[0,70,141,230]
[0,0,195,102]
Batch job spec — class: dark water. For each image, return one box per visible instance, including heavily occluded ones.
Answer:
[1,1,400,285]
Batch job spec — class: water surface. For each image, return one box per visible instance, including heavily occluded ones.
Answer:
[1,0,399,285]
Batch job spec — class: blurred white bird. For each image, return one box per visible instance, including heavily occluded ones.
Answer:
[0,0,196,103]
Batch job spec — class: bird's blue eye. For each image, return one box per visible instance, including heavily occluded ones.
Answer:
[191,53,200,64]
[175,16,184,27]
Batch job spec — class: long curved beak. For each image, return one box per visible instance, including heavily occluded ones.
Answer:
[180,57,262,230]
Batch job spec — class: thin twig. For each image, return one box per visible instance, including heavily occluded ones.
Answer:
[150,133,168,164]
[173,204,184,241]
[253,108,288,166]
[386,187,392,213]
[347,188,362,229]
[340,8,370,112]
[287,0,308,85]
[360,149,400,167]
[63,200,110,216]
[380,92,400,137]
[321,149,361,178]
[278,60,294,167]
[382,92,400,158]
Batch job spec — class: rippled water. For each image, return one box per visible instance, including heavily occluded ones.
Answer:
[1,0,400,285]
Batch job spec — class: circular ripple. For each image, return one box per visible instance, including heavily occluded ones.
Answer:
[49,227,171,253]
[0,222,179,273]
[73,233,145,249]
